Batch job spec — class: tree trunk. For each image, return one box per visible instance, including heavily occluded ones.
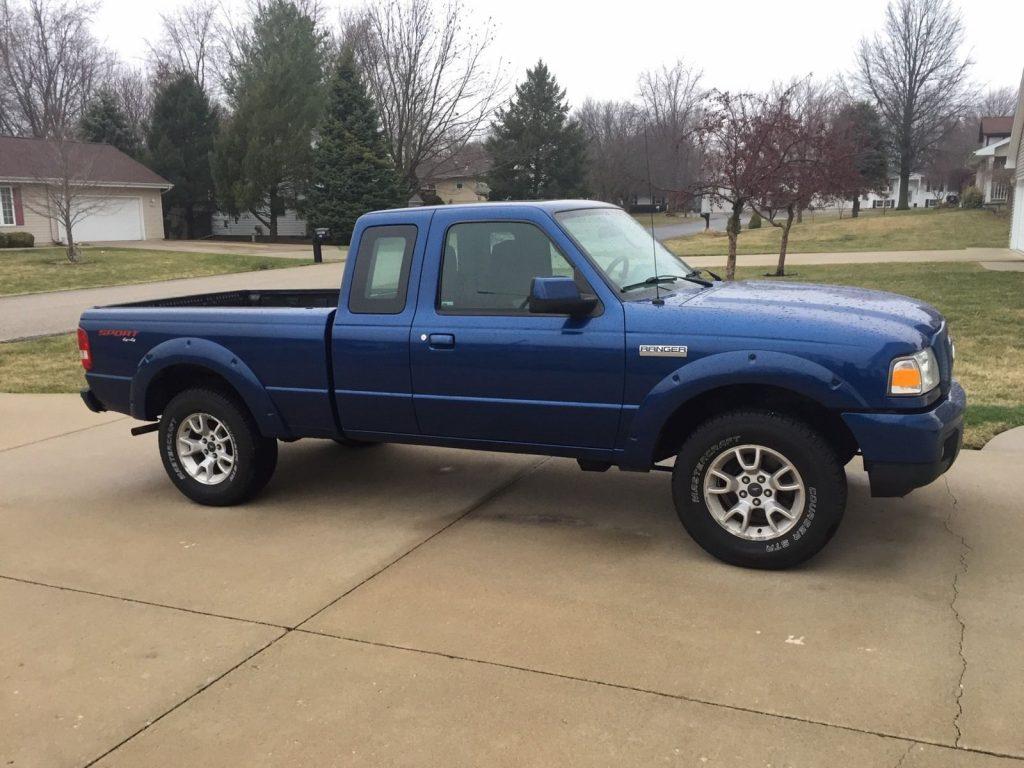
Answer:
[774,207,795,276]
[268,185,279,240]
[897,156,911,210]
[796,205,803,224]
[725,202,742,281]
[851,196,860,218]
[64,224,78,263]
[185,205,196,240]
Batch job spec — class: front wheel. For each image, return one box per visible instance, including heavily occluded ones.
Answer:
[159,388,278,506]
[671,410,846,569]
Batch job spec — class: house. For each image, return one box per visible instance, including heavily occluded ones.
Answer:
[1006,69,1024,252]
[972,138,1012,205]
[0,135,170,243]
[855,172,949,210]
[413,143,490,205]
[211,209,308,239]
[979,116,1014,146]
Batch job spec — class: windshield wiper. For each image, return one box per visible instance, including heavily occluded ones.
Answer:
[687,267,721,283]
[620,275,682,293]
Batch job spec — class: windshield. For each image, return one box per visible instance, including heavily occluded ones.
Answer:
[555,207,696,295]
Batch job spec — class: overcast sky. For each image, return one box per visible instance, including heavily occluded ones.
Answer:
[94,0,1024,105]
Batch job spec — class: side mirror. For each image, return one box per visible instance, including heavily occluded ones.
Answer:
[529,276,598,317]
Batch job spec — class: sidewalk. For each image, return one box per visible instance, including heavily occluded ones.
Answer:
[685,246,1024,268]
[0,262,343,342]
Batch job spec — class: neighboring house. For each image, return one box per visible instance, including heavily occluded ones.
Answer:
[979,116,1013,147]
[211,209,309,238]
[1005,69,1024,252]
[0,135,170,243]
[413,143,490,205]
[857,172,949,210]
[972,138,1012,205]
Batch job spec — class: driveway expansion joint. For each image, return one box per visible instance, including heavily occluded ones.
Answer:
[293,456,549,632]
[0,415,130,454]
[942,475,971,749]
[293,628,1024,763]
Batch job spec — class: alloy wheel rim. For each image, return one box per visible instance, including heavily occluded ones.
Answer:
[176,413,236,486]
[702,443,806,541]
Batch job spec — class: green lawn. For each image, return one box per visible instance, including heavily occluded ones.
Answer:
[666,208,1010,257]
[0,246,300,297]
[630,211,702,228]
[1,261,1019,449]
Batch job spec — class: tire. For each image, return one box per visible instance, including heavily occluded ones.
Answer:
[671,410,846,569]
[159,388,278,506]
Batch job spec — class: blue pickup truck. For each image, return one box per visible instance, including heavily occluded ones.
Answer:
[78,201,964,568]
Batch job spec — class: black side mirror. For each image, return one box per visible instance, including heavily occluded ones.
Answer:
[529,277,598,316]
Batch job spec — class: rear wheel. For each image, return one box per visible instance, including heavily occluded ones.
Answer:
[671,410,846,569]
[159,388,278,506]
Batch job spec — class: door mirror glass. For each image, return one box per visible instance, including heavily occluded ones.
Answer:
[528,277,598,316]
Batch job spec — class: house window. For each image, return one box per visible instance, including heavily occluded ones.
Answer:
[456,182,464,189]
[0,186,15,226]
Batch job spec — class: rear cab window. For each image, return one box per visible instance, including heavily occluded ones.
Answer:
[348,225,417,314]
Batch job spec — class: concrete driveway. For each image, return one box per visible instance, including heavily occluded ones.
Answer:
[2,394,1023,767]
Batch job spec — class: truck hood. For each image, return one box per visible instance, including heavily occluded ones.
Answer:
[669,280,944,345]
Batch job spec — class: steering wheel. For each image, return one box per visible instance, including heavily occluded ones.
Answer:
[604,256,632,284]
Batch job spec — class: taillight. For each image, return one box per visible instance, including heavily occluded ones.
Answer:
[77,327,92,371]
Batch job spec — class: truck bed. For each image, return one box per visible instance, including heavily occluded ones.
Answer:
[107,289,340,310]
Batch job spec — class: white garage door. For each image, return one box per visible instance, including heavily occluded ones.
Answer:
[61,196,144,242]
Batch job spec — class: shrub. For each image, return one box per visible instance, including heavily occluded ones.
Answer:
[960,186,983,209]
[748,210,762,229]
[0,231,34,248]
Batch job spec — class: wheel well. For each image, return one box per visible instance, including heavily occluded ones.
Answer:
[652,384,858,465]
[143,365,245,420]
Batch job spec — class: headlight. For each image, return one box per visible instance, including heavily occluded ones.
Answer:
[889,348,940,396]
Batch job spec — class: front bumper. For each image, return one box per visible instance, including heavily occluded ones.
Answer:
[842,381,966,498]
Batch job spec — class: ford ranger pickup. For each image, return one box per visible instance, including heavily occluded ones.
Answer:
[78,201,964,568]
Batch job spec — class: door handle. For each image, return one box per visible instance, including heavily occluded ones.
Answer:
[424,333,455,349]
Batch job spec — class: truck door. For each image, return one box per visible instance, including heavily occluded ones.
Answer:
[332,218,427,435]
[409,208,625,450]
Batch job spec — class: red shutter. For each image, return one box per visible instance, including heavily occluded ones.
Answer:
[12,186,24,226]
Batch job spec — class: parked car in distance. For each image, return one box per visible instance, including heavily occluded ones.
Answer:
[78,201,964,569]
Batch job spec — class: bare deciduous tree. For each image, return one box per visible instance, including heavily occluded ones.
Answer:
[977,86,1018,118]
[0,0,112,137]
[346,0,505,195]
[22,130,115,262]
[638,59,703,212]
[854,0,975,209]
[147,0,224,94]
[698,87,810,281]
[577,98,643,205]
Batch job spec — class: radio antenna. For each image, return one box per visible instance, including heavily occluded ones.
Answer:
[643,125,664,306]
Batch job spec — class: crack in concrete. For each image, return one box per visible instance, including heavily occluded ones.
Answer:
[942,475,971,749]
[893,741,915,768]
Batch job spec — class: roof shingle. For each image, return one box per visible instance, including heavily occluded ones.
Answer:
[0,135,170,187]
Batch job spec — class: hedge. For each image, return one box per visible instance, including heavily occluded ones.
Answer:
[0,231,35,248]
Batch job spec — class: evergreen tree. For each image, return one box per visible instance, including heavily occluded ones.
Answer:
[834,101,889,218]
[147,72,219,239]
[80,87,139,157]
[485,61,586,200]
[213,0,326,238]
[302,48,404,245]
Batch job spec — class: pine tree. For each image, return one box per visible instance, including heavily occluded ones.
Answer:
[485,61,587,200]
[80,87,139,157]
[302,48,404,245]
[213,0,326,238]
[147,72,219,238]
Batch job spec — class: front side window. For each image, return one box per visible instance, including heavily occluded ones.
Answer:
[438,221,583,313]
[0,186,14,226]
[348,225,417,314]
[555,207,696,297]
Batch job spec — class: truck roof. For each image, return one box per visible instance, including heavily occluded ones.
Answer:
[359,199,616,220]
